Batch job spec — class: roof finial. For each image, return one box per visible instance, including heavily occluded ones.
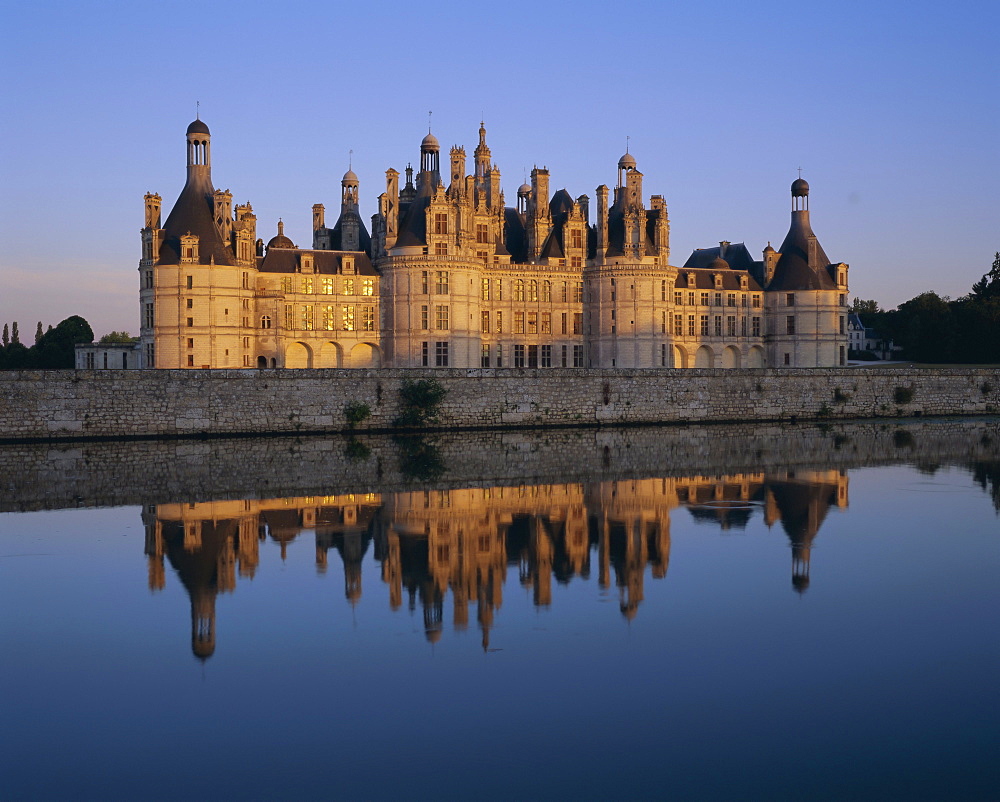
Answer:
[626,135,630,154]
[428,110,432,133]
[196,100,200,121]
[349,149,353,170]
[797,166,803,178]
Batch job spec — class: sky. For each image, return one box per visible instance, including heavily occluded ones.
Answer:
[0,0,997,338]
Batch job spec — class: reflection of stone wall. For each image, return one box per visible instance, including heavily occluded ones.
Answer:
[1,418,997,512]
[1,367,999,440]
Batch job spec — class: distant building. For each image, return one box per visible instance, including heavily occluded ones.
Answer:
[139,120,850,369]
[75,341,141,370]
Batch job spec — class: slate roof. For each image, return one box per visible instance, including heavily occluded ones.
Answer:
[503,208,528,263]
[257,249,376,275]
[675,268,762,292]
[683,242,759,273]
[328,210,373,256]
[768,210,837,291]
[157,173,236,266]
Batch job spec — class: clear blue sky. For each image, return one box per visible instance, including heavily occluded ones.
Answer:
[1,0,997,338]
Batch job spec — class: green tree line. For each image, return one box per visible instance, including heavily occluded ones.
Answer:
[854,252,1000,363]
[0,316,95,369]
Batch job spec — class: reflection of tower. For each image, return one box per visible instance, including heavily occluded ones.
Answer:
[764,471,847,593]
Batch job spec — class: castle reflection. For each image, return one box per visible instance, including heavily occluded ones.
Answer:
[143,470,847,659]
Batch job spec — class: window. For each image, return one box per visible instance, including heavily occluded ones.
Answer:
[187,338,194,348]
[321,277,333,294]
[481,344,490,367]
[421,342,429,367]
[481,278,490,301]
[753,294,761,308]
[540,312,551,334]
[714,316,723,336]
[741,317,747,337]
[688,315,695,336]
[528,280,538,302]
[343,278,355,295]
[839,316,846,334]
[561,345,568,367]
[573,345,584,367]
[282,276,293,293]
[496,310,503,333]
[571,256,582,269]
[433,213,448,234]
[186,275,193,289]
[145,343,155,368]
[700,315,709,336]
[741,294,748,307]
[285,305,293,330]
[572,312,583,334]
[435,341,449,366]
[435,242,448,256]
[496,345,503,367]
[527,312,537,334]
[786,315,796,335]
[513,344,525,367]
[322,306,335,330]
[435,305,449,330]
[661,344,668,367]
[186,317,194,327]
[362,279,374,296]
[144,303,154,328]
[840,345,846,366]
[727,293,736,307]
[661,280,668,301]
[674,314,683,336]
[85,352,95,369]
[561,282,568,303]
[561,312,568,334]
[714,292,722,307]
[727,315,736,337]
[421,305,429,330]
[144,271,153,289]
[541,280,552,303]
[342,305,355,331]
[302,277,313,294]
[481,310,490,333]
[675,291,682,306]
[363,306,376,331]
[436,271,449,294]
[187,354,194,367]
[688,291,695,305]
[514,279,525,302]
[541,345,552,367]
[514,311,525,334]
[496,278,503,301]
[784,353,791,366]
[571,229,583,249]
[573,282,583,303]
[301,305,314,330]
[786,293,795,306]
[701,292,709,306]
[476,223,489,243]
[421,271,429,294]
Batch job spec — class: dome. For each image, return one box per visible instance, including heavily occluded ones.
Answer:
[342,169,359,184]
[421,132,440,151]
[186,119,210,136]
[517,183,531,196]
[708,257,729,270]
[791,177,810,197]
[618,152,636,170]
[267,234,294,250]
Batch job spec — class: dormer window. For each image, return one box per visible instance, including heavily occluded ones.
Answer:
[301,254,314,273]
[714,274,723,289]
[342,256,355,274]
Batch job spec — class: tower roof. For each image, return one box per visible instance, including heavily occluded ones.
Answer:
[421,132,440,151]
[187,119,210,136]
[618,152,636,170]
[791,177,809,197]
[768,203,837,291]
[342,169,359,184]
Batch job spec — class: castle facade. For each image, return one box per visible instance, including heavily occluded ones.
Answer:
[138,120,849,370]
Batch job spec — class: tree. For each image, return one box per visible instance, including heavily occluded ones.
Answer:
[2,324,8,347]
[851,298,882,316]
[35,321,43,345]
[971,251,1000,300]
[98,331,134,344]
[891,292,958,362]
[32,316,94,368]
[11,322,19,344]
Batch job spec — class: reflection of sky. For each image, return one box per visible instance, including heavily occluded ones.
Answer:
[1,465,997,800]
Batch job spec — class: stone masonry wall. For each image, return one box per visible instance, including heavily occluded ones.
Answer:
[1,367,999,441]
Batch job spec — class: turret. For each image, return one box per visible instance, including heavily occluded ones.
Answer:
[185,118,212,184]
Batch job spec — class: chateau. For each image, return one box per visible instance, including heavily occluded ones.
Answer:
[138,119,850,369]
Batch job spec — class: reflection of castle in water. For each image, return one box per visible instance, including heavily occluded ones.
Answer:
[143,470,847,658]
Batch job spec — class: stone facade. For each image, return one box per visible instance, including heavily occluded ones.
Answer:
[2,367,998,441]
[139,120,850,370]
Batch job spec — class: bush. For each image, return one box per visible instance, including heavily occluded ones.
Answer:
[894,385,915,404]
[344,401,371,428]
[394,379,447,427]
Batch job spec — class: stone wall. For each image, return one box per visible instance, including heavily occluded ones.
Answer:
[1,417,997,512]
[1,367,999,441]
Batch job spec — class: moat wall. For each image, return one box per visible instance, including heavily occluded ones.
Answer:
[1,367,999,441]
[3,367,1000,441]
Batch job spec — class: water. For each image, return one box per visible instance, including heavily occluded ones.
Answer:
[1,420,998,800]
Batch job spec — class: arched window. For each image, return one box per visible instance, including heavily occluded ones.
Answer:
[260,315,272,329]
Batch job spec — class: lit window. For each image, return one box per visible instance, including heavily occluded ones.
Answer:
[260,315,271,329]
[435,305,449,330]
[342,305,355,331]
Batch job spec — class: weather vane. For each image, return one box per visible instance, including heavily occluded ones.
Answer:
[196,100,200,120]
[798,166,803,178]
[349,149,353,169]
[626,135,630,154]
[428,110,432,133]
